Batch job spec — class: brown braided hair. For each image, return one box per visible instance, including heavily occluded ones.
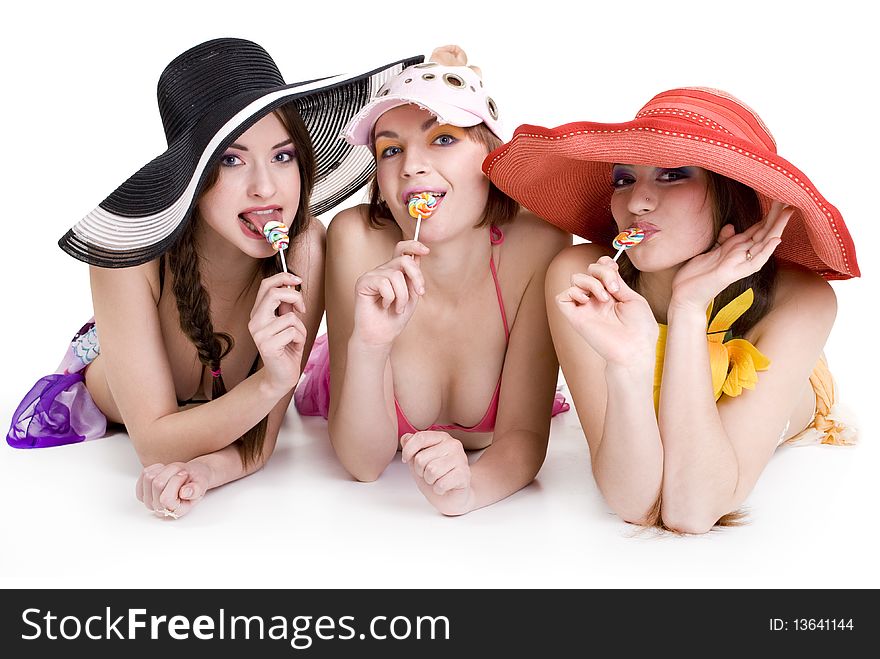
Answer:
[166,103,316,467]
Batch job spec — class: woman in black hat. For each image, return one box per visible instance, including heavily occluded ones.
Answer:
[8,38,420,519]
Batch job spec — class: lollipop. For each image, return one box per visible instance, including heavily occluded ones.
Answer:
[612,227,645,262]
[263,220,290,273]
[407,192,438,243]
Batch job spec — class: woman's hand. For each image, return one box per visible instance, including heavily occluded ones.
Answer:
[136,460,212,520]
[249,272,308,395]
[555,256,658,367]
[671,201,794,312]
[352,240,429,349]
[401,431,474,516]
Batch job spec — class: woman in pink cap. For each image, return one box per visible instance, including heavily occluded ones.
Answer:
[295,47,571,515]
[485,88,859,533]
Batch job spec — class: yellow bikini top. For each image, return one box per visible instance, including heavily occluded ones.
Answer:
[654,288,770,409]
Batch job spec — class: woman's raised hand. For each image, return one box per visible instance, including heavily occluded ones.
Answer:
[556,256,658,367]
[671,201,794,311]
[352,240,429,348]
[249,272,308,395]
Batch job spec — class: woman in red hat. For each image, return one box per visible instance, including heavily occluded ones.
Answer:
[484,87,859,533]
[296,47,571,515]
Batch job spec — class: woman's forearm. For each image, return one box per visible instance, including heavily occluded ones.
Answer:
[328,337,399,481]
[594,363,664,523]
[463,429,548,513]
[659,304,739,530]
[187,389,290,493]
[132,368,288,465]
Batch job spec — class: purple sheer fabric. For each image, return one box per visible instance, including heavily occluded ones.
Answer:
[7,320,107,449]
[293,334,570,420]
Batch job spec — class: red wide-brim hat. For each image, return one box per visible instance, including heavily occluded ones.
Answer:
[483,87,859,280]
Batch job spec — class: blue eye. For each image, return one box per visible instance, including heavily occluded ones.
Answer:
[220,154,243,167]
[380,145,402,159]
[274,150,297,163]
[433,134,457,146]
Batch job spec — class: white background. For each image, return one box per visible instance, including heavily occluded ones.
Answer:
[0,0,876,590]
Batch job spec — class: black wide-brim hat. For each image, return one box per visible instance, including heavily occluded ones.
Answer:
[59,38,422,268]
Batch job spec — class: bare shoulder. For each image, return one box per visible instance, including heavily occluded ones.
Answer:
[326,204,400,271]
[500,211,572,275]
[328,204,397,253]
[752,264,837,341]
[291,215,326,257]
[89,258,162,304]
[327,204,367,234]
[773,263,837,316]
[547,241,613,278]
[287,216,326,283]
[304,214,327,244]
[327,204,377,242]
[504,211,571,253]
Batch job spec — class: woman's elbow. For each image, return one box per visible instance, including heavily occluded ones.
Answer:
[331,442,390,483]
[660,507,719,535]
[341,458,387,483]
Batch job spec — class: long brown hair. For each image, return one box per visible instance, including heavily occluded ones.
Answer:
[618,170,776,531]
[366,122,518,230]
[166,103,316,467]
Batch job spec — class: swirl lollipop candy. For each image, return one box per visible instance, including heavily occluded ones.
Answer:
[612,227,645,262]
[263,220,290,273]
[407,192,438,242]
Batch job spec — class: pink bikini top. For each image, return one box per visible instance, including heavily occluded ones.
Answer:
[394,226,509,438]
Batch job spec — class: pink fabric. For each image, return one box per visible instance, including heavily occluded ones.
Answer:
[294,333,331,418]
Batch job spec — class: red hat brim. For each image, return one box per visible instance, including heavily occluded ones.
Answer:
[484,118,859,280]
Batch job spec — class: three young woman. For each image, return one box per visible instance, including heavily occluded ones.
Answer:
[10,44,859,532]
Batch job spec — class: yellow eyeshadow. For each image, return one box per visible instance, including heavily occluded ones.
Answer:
[374,138,399,153]
[428,126,467,141]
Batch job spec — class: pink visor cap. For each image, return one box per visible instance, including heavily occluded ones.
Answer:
[342,62,505,145]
